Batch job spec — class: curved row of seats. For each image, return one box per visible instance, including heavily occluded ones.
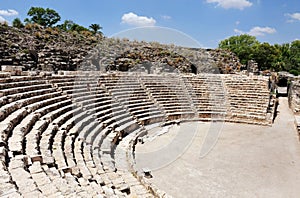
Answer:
[0,72,272,197]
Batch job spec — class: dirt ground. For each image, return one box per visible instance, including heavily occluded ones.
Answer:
[135,97,300,198]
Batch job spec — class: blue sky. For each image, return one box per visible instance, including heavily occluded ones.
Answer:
[0,0,299,48]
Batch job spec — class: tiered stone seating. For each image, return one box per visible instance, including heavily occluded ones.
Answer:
[49,75,98,99]
[0,147,21,197]
[67,76,152,196]
[90,124,155,197]
[8,155,43,197]
[222,75,270,124]
[0,76,73,197]
[55,74,153,196]
[0,72,272,197]
[28,161,64,197]
[99,73,166,125]
[141,73,196,120]
[41,89,110,196]
[183,74,227,120]
[9,95,70,154]
[183,74,271,124]
[39,106,100,197]
[0,76,61,148]
[0,77,57,127]
[0,75,120,197]
[114,122,170,197]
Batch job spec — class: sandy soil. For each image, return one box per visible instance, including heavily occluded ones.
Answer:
[135,97,300,198]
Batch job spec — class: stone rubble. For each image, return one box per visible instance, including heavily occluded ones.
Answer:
[0,25,242,74]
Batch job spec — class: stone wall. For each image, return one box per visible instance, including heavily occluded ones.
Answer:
[0,24,101,72]
[1,25,242,74]
[289,81,300,114]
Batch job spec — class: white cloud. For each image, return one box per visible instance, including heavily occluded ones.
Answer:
[235,21,240,25]
[161,15,172,20]
[234,26,276,36]
[206,0,253,10]
[249,26,276,36]
[234,28,244,34]
[286,13,300,23]
[121,12,156,27]
[0,9,18,16]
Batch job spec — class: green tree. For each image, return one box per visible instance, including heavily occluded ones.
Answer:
[290,40,300,70]
[57,20,75,31]
[273,43,292,71]
[219,34,259,65]
[12,18,24,28]
[57,20,89,32]
[25,7,61,27]
[70,23,89,32]
[89,23,102,34]
[251,42,280,71]
[219,34,300,74]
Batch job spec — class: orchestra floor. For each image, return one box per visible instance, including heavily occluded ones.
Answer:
[135,97,300,197]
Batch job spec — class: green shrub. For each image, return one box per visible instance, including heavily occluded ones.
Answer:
[289,69,299,76]
[12,18,24,28]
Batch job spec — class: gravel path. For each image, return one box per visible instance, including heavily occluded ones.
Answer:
[136,97,300,197]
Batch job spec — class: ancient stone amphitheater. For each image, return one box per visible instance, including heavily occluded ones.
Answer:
[0,67,277,197]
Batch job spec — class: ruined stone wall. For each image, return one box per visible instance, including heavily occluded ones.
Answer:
[1,25,242,74]
[0,25,100,72]
[289,81,300,114]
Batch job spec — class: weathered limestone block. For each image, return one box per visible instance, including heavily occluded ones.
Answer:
[1,65,23,76]
[0,169,11,183]
[30,155,43,163]
[0,182,20,197]
[0,72,11,78]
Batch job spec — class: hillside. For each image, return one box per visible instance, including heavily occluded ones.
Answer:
[0,24,242,74]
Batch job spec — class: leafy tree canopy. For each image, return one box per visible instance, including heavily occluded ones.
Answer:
[57,20,89,32]
[12,18,24,28]
[219,34,259,65]
[25,7,61,27]
[290,40,300,68]
[57,20,75,31]
[219,34,300,74]
[251,42,280,71]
